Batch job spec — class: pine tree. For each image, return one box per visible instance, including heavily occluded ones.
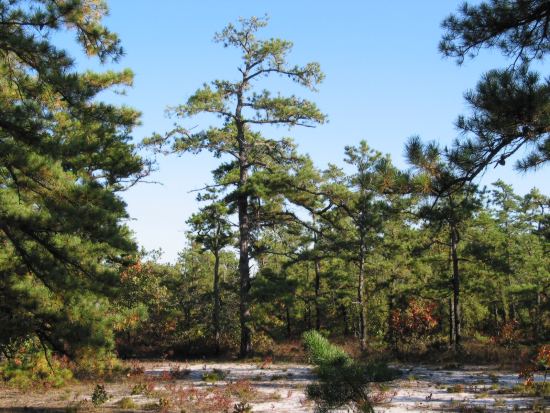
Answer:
[147,16,325,357]
[406,137,481,351]
[187,190,234,354]
[0,0,146,355]
[441,0,550,179]
[322,142,405,350]
[440,0,550,65]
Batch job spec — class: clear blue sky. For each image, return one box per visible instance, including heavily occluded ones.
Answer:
[71,1,549,262]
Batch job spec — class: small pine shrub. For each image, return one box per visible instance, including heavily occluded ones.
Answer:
[511,382,550,397]
[202,368,228,383]
[302,331,399,413]
[226,380,257,403]
[91,384,108,406]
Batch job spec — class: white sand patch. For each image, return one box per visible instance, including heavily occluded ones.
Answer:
[138,362,548,411]
[1,361,546,412]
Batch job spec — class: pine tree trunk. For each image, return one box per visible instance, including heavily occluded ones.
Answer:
[341,304,349,336]
[502,290,509,323]
[286,305,292,338]
[493,303,499,335]
[314,257,321,331]
[312,214,322,331]
[236,123,252,357]
[534,291,541,342]
[358,244,367,351]
[450,226,461,352]
[235,82,253,358]
[387,294,397,353]
[449,296,455,349]
[238,189,251,358]
[213,250,221,355]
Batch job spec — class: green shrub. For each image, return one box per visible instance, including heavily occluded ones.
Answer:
[72,347,129,380]
[302,331,399,413]
[91,384,108,406]
[118,397,137,409]
[202,368,229,383]
[131,382,149,395]
[0,339,73,389]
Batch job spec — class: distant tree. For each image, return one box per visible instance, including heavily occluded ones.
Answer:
[117,253,180,357]
[323,142,404,350]
[522,187,550,241]
[0,0,147,356]
[147,16,325,357]
[466,182,550,341]
[406,137,480,351]
[187,191,234,354]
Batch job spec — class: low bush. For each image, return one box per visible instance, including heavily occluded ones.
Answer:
[511,382,550,397]
[303,330,399,413]
[447,384,465,393]
[91,384,108,406]
[202,368,229,383]
[72,347,129,380]
[118,396,137,409]
[0,339,73,389]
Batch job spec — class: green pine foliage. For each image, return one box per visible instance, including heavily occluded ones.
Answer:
[146,15,326,357]
[303,330,399,413]
[0,0,148,358]
[441,0,550,178]
[0,339,73,389]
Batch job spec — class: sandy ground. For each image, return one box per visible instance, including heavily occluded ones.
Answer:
[0,361,548,412]
[379,364,549,412]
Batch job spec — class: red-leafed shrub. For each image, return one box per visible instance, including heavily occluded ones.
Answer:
[491,320,521,348]
[390,299,439,354]
[520,344,550,385]
[391,299,439,338]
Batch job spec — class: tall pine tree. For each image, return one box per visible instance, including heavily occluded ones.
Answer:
[147,16,325,357]
[0,0,146,356]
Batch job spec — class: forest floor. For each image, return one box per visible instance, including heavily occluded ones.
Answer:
[0,361,548,412]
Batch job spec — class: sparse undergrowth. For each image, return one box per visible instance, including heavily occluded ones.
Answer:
[0,340,73,389]
[511,382,550,397]
[202,368,229,383]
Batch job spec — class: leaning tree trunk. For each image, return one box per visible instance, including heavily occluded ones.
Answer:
[450,225,461,352]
